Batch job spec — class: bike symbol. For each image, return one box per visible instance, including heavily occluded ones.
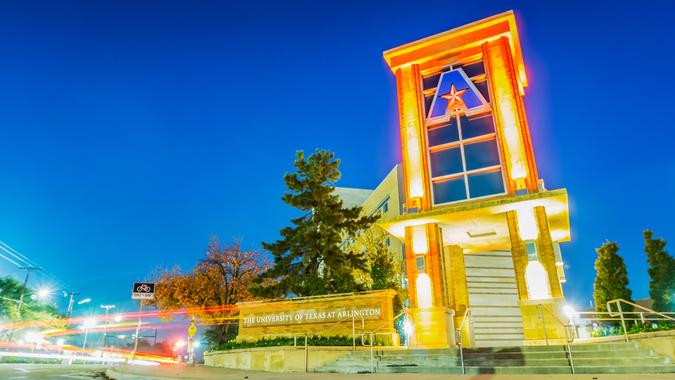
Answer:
[136,284,152,293]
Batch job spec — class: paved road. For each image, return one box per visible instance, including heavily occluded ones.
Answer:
[0,364,108,379]
[107,364,675,380]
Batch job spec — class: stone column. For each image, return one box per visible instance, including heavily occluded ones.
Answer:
[534,206,563,298]
[483,37,539,193]
[506,211,529,301]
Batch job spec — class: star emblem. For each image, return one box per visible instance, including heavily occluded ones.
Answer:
[440,84,468,116]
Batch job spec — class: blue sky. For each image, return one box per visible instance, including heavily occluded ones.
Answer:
[0,0,673,314]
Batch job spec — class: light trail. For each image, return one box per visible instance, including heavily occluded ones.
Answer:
[0,304,241,365]
[0,304,239,331]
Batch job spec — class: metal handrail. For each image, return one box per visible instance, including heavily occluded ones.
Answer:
[358,309,408,374]
[606,298,675,342]
[531,304,582,373]
[607,299,675,322]
[456,308,471,375]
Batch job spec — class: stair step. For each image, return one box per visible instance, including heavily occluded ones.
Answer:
[317,342,674,375]
[321,364,675,375]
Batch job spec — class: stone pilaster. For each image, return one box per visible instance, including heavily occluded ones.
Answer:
[534,206,563,298]
[506,211,529,301]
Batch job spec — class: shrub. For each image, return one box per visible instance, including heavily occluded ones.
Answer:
[218,335,355,350]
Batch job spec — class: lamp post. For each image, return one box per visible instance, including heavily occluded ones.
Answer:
[65,292,80,318]
[100,305,116,350]
[81,318,97,352]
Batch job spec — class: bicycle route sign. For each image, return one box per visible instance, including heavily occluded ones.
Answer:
[131,282,155,300]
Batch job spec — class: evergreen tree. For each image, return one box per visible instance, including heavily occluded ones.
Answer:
[348,227,405,312]
[644,230,675,312]
[252,149,377,298]
[593,241,632,312]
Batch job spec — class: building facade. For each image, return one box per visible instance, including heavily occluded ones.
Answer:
[343,11,572,349]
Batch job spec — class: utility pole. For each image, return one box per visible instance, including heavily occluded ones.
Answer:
[16,266,42,315]
[8,266,41,342]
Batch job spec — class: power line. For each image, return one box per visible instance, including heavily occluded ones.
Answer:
[0,241,39,268]
[0,240,76,297]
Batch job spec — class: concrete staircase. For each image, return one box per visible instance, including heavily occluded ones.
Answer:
[316,342,675,374]
[465,251,524,347]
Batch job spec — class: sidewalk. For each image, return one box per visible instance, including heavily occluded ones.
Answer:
[106,364,675,380]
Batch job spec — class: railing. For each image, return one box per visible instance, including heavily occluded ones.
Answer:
[571,300,675,343]
[455,308,471,375]
[605,298,675,342]
[536,304,575,374]
[534,302,574,346]
[359,309,407,373]
[285,309,407,373]
[286,313,368,372]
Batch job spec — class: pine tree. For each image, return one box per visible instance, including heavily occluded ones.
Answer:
[348,227,405,312]
[252,149,377,298]
[644,230,675,312]
[593,241,632,312]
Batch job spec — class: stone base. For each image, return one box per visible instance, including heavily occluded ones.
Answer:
[204,346,359,372]
[520,297,570,344]
[408,307,455,348]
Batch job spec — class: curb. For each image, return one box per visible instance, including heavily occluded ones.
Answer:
[106,367,193,380]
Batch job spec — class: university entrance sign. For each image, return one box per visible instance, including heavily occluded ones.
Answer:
[242,307,382,327]
[236,289,397,344]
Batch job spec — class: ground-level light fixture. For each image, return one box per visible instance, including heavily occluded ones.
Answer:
[562,304,576,321]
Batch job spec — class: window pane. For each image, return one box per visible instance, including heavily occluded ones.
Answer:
[460,61,485,78]
[461,114,495,139]
[428,124,459,146]
[430,147,463,177]
[424,95,434,115]
[468,171,505,198]
[433,178,467,204]
[464,139,500,171]
[474,80,490,103]
[423,73,441,90]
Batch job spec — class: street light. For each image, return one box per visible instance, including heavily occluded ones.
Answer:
[81,318,97,351]
[174,339,186,350]
[36,287,51,300]
[100,305,116,350]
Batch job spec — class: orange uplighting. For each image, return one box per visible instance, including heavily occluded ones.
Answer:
[396,64,427,203]
[411,225,428,254]
[415,273,433,308]
[486,39,529,188]
[516,207,538,241]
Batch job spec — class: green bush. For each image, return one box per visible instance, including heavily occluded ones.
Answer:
[218,335,355,350]
[626,321,674,334]
[591,321,674,338]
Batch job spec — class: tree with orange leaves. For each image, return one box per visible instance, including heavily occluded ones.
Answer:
[150,238,270,348]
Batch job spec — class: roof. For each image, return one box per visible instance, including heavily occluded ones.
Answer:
[333,187,373,208]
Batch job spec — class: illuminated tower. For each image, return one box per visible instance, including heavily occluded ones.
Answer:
[380,11,571,348]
